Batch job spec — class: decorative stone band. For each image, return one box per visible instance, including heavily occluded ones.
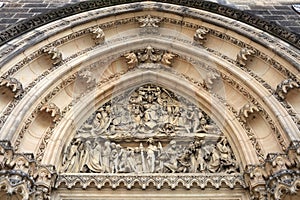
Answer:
[0,0,299,48]
[55,173,246,190]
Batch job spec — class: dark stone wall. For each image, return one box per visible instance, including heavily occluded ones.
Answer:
[0,0,299,35]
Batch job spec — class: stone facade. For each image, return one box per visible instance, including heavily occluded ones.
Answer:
[0,1,299,199]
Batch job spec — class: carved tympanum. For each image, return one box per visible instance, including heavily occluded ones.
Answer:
[61,84,239,174]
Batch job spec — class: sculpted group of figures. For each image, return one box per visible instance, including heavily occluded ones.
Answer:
[61,137,239,174]
[77,84,220,140]
[62,84,239,174]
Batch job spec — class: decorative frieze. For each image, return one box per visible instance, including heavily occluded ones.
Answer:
[55,173,246,190]
[0,77,24,99]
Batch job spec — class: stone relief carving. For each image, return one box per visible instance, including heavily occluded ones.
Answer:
[245,141,300,200]
[40,103,61,123]
[137,15,162,28]
[124,46,176,69]
[275,79,299,100]
[61,84,239,174]
[0,77,24,99]
[239,103,260,123]
[42,46,63,66]
[89,26,105,44]
[194,27,209,45]
[236,48,255,66]
[0,141,56,200]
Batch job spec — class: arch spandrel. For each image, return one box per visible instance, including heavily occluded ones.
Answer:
[0,1,299,200]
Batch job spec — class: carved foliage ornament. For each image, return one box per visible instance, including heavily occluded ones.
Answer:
[194,27,209,45]
[0,77,24,99]
[137,15,162,28]
[39,103,61,123]
[236,48,255,67]
[0,141,56,200]
[124,46,176,68]
[61,84,240,176]
[275,79,299,100]
[245,141,300,200]
[89,26,105,44]
[41,46,63,66]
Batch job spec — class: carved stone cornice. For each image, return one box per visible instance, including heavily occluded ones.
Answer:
[0,141,57,200]
[245,140,300,200]
[55,173,246,190]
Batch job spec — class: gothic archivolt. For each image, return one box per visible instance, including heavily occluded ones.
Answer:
[0,1,299,200]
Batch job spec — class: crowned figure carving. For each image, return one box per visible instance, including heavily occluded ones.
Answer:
[61,84,239,174]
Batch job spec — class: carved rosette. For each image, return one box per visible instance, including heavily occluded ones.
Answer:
[245,141,300,200]
[0,141,57,200]
[124,46,176,68]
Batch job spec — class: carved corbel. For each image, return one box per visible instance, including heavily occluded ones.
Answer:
[236,48,255,66]
[194,27,209,45]
[238,103,260,123]
[0,77,24,99]
[275,79,299,100]
[204,71,220,90]
[40,102,61,123]
[89,26,105,44]
[42,46,63,66]
[137,15,162,28]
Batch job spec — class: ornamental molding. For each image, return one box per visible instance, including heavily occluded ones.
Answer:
[0,141,56,200]
[245,140,300,200]
[55,173,246,190]
[0,1,299,49]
